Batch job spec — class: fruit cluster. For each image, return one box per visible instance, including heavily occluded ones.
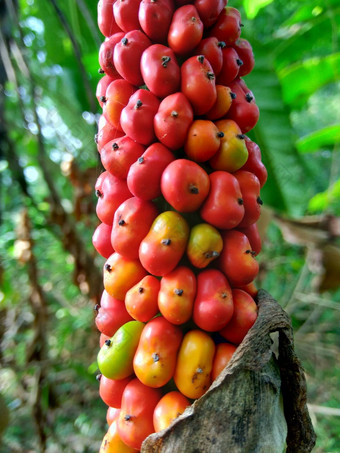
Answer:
[92,0,268,451]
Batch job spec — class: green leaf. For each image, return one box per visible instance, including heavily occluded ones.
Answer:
[242,0,274,19]
[273,9,340,71]
[296,125,340,153]
[284,0,339,26]
[245,44,312,216]
[278,53,340,108]
[308,179,340,213]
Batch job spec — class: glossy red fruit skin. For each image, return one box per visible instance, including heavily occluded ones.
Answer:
[140,44,181,99]
[168,5,203,56]
[103,79,136,131]
[229,77,255,100]
[106,407,120,426]
[120,89,160,146]
[125,275,160,322]
[161,159,210,213]
[234,170,262,228]
[153,391,190,433]
[209,7,241,45]
[138,0,175,43]
[96,75,117,108]
[99,333,111,348]
[226,97,260,133]
[111,197,158,259]
[100,136,145,180]
[95,171,131,225]
[237,223,262,256]
[158,266,196,325]
[154,92,194,150]
[113,0,141,32]
[117,379,162,450]
[226,80,259,133]
[219,289,258,345]
[97,115,124,152]
[193,269,234,332]
[181,55,217,116]
[217,47,242,86]
[103,252,148,301]
[99,375,132,408]
[200,171,245,230]
[127,143,175,200]
[194,0,227,28]
[194,37,225,77]
[139,211,189,277]
[99,33,125,78]
[235,281,258,299]
[133,317,183,387]
[240,138,268,188]
[211,342,237,381]
[98,0,121,37]
[113,30,151,86]
[95,290,134,337]
[184,119,222,162]
[92,223,115,258]
[232,38,255,77]
[218,230,259,287]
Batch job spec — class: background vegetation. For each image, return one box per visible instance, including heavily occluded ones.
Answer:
[0,0,339,451]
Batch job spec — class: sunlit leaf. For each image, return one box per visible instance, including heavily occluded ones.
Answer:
[284,0,339,26]
[242,0,274,19]
[296,125,340,153]
[278,53,340,108]
[308,179,340,213]
[273,11,340,70]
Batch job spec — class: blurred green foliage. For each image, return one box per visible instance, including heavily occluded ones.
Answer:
[0,0,339,451]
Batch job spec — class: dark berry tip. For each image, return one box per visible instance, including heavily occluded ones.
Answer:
[161,56,171,68]
[245,93,253,102]
[189,185,199,194]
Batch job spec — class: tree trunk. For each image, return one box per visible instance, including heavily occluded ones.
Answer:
[142,290,316,453]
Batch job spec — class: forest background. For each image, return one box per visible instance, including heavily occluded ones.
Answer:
[0,0,339,451]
